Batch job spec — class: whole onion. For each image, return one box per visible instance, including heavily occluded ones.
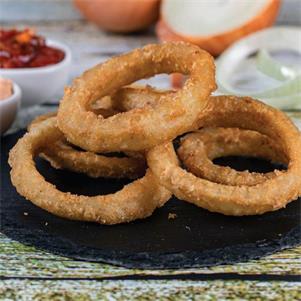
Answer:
[74,0,160,33]
[158,0,280,56]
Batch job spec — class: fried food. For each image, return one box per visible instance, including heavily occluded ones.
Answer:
[147,96,301,216]
[57,42,216,153]
[9,42,301,225]
[178,127,287,186]
[112,86,291,186]
[9,117,171,224]
[28,114,146,179]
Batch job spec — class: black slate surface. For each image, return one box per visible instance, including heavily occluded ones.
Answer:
[1,130,300,269]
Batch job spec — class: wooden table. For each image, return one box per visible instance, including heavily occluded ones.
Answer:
[1,20,301,300]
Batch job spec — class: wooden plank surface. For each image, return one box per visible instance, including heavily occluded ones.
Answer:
[0,232,300,278]
[1,279,300,301]
[1,18,301,300]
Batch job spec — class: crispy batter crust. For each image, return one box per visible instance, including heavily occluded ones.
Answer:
[57,42,216,152]
[9,118,171,224]
[178,127,287,186]
[147,96,301,216]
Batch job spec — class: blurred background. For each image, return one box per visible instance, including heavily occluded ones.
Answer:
[0,0,300,134]
[1,0,300,89]
[1,0,300,24]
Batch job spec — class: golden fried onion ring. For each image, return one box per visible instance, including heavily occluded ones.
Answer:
[57,42,216,152]
[178,127,287,186]
[147,96,301,216]
[29,87,169,179]
[111,86,290,186]
[28,114,145,179]
[9,117,171,224]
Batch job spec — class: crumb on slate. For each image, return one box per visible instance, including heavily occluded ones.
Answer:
[168,213,177,220]
[23,212,28,216]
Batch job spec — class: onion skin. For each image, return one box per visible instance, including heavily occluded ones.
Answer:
[157,0,281,56]
[74,0,160,33]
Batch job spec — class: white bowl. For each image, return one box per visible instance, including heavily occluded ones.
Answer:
[0,83,22,135]
[0,40,71,107]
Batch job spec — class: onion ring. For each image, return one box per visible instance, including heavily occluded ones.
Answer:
[57,42,216,152]
[111,86,291,186]
[178,127,287,186]
[111,86,289,186]
[28,114,145,179]
[9,117,171,224]
[147,96,301,215]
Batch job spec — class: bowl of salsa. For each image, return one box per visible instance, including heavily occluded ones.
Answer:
[0,28,71,107]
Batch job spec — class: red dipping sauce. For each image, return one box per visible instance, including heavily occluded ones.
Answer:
[0,28,65,68]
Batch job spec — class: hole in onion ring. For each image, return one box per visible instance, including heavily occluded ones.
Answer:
[213,156,287,173]
[64,142,137,159]
[35,157,145,196]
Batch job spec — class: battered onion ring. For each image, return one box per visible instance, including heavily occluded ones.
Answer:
[147,96,301,216]
[9,117,171,224]
[28,114,145,179]
[178,127,287,186]
[57,42,216,152]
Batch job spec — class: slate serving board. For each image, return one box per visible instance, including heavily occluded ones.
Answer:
[1,130,300,269]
